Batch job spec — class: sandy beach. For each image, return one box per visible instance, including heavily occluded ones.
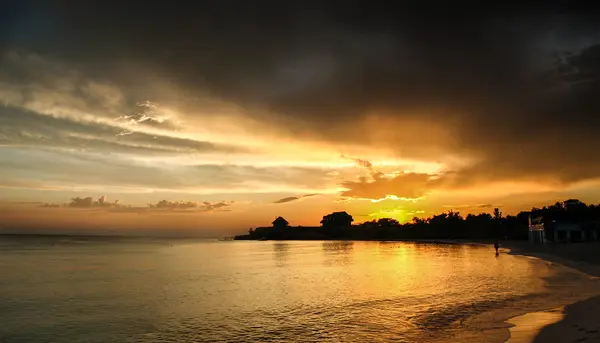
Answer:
[533,296,600,343]
[504,242,600,343]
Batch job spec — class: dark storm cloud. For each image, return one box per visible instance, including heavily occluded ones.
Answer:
[0,51,249,155]
[3,2,600,186]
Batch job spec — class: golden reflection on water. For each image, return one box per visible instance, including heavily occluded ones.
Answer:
[164,241,559,341]
[0,239,573,343]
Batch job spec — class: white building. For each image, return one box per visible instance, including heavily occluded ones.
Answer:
[528,215,546,243]
[529,214,599,243]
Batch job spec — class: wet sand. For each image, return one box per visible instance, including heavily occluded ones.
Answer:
[506,241,600,278]
[504,242,600,343]
[506,308,564,343]
[533,296,600,343]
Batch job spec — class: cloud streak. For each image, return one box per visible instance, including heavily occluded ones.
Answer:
[69,196,119,208]
[273,193,319,204]
[115,101,182,136]
[40,196,234,214]
[148,200,233,212]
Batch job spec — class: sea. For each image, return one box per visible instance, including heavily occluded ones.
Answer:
[0,236,597,343]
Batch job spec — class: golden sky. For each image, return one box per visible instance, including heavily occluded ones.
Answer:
[1,4,600,236]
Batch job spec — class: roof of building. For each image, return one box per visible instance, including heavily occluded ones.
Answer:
[272,216,289,225]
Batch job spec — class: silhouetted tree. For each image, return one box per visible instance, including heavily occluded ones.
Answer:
[493,208,502,221]
[321,212,353,227]
[321,211,353,238]
[377,218,400,227]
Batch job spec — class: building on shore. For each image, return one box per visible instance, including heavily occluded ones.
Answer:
[528,215,546,243]
[529,215,600,243]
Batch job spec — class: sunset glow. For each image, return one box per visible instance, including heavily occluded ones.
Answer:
[1,4,600,236]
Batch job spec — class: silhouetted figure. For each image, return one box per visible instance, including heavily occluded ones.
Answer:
[494,239,499,256]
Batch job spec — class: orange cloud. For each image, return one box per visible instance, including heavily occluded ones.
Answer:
[340,172,441,200]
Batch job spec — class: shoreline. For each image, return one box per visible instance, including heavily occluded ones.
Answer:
[505,308,565,343]
[504,242,600,278]
[500,242,600,343]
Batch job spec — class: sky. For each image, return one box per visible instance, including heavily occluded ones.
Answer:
[1,2,600,236]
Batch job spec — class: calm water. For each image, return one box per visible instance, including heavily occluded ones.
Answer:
[0,237,558,342]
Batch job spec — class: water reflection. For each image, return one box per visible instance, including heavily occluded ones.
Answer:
[410,242,469,258]
[322,241,354,252]
[322,241,354,266]
[2,239,579,343]
[376,241,407,256]
[272,242,290,267]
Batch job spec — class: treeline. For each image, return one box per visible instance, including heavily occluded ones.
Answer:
[236,199,600,241]
[357,209,521,240]
[355,199,600,240]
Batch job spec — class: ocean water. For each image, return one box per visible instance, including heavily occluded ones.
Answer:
[0,237,572,342]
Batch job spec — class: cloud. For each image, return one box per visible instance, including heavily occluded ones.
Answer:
[273,196,299,204]
[441,204,496,210]
[272,193,319,204]
[0,147,338,194]
[342,155,387,180]
[345,156,373,170]
[0,51,125,120]
[0,52,248,155]
[40,196,234,213]
[148,200,233,212]
[341,172,441,201]
[69,196,119,208]
[151,200,197,210]
[116,101,182,136]
[2,5,600,195]
[339,158,444,200]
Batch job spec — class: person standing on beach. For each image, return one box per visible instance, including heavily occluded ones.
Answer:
[494,239,499,256]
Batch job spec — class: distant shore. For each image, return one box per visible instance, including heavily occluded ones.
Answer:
[502,242,600,343]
